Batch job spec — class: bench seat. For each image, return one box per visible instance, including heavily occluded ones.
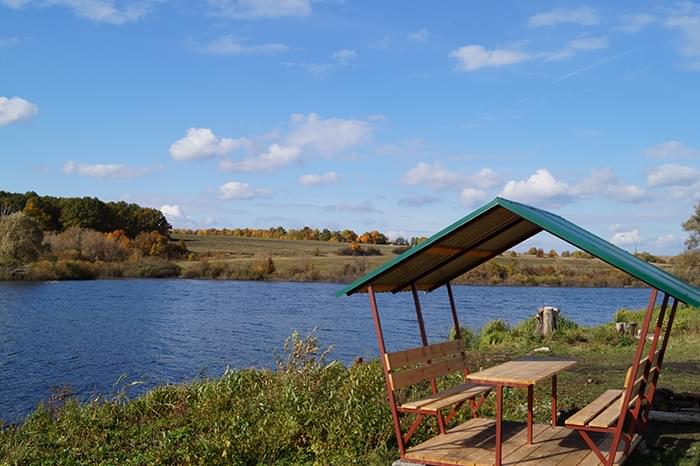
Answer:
[400,382,492,413]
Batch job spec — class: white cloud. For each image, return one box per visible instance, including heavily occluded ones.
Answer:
[170,128,250,161]
[470,167,499,189]
[460,187,488,207]
[1,0,156,24]
[299,171,339,186]
[617,13,656,33]
[220,144,300,171]
[449,45,531,71]
[191,35,288,55]
[543,36,609,61]
[573,168,648,203]
[218,181,270,200]
[286,113,372,156]
[527,7,600,28]
[648,163,700,186]
[0,96,38,126]
[611,229,640,247]
[645,140,700,159]
[500,169,572,205]
[663,3,700,68]
[62,161,161,179]
[160,204,183,219]
[208,0,311,18]
[332,49,357,65]
[402,162,463,191]
[409,29,429,43]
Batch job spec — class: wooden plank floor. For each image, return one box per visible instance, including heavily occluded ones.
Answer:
[404,418,638,466]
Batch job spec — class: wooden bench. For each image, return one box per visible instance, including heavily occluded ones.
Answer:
[384,340,491,441]
[565,350,660,464]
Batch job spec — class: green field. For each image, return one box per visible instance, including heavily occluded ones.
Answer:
[172,234,672,286]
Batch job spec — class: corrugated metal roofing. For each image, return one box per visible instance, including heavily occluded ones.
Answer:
[338,197,700,307]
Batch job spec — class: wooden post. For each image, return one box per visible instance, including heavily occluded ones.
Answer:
[446,282,461,339]
[536,306,559,336]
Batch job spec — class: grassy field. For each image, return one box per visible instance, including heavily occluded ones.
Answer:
[172,234,672,286]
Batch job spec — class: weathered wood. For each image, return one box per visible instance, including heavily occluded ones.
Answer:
[390,353,469,390]
[615,322,638,336]
[536,306,559,336]
[648,410,700,424]
[385,340,463,371]
[467,358,576,386]
[566,390,622,427]
[407,383,491,413]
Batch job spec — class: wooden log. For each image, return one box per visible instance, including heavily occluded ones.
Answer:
[536,306,559,336]
[648,410,700,425]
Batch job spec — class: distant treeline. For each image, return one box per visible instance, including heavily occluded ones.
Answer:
[0,191,170,237]
[173,227,428,246]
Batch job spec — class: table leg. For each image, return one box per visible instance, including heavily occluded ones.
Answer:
[495,384,503,466]
[551,375,558,426]
[527,384,533,444]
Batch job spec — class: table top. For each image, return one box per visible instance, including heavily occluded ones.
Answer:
[466,357,576,386]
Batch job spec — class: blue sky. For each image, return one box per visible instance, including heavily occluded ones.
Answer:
[1,0,700,254]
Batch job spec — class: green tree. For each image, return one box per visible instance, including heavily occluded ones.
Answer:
[23,197,52,230]
[682,203,700,250]
[59,197,110,231]
[0,212,44,265]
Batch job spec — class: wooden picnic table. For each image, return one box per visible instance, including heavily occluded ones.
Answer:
[467,356,577,466]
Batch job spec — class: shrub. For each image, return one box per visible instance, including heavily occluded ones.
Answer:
[336,243,382,256]
[0,212,44,266]
[478,320,511,348]
[123,258,181,278]
[448,325,477,349]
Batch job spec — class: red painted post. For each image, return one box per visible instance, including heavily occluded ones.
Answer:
[446,282,461,339]
[551,375,558,426]
[647,293,669,362]
[368,286,406,457]
[607,287,658,465]
[411,283,446,434]
[527,384,533,444]
[495,384,503,466]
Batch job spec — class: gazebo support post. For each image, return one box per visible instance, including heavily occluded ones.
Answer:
[446,282,461,339]
[411,283,447,434]
[368,285,405,457]
[607,287,658,465]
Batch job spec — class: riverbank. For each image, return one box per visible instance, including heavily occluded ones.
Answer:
[2,306,699,465]
[1,234,673,287]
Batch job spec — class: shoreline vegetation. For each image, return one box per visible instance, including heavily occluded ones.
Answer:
[1,306,699,465]
[2,191,698,287]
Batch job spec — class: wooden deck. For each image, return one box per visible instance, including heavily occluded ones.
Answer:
[403,418,639,466]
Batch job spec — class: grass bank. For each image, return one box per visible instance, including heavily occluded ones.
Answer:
[1,306,699,465]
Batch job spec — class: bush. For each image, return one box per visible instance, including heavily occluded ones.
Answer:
[336,243,382,256]
[478,320,511,348]
[448,325,477,349]
[123,258,181,278]
[0,212,44,266]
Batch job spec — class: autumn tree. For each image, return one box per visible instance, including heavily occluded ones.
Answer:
[683,203,700,250]
[0,212,44,265]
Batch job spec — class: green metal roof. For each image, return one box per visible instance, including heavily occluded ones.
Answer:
[338,197,700,307]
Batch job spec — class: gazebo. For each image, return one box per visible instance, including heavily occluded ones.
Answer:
[339,197,700,466]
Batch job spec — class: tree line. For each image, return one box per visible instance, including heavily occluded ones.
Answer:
[0,191,171,237]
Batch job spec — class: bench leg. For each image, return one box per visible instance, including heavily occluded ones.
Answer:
[577,430,608,465]
[527,384,533,444]
[495,384,503,466]
[551,375,558,426]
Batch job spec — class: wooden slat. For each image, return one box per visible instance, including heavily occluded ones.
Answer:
[390,354,469,390]
[624,358,649,388]
[425,245,466,256]
[417,384,491,412]
[588,393,639,428]
[565,390,622,427]
[467,358,576,385]
[385,340,463,370]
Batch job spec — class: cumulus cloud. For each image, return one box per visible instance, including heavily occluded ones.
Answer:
[645,140,700,159]
[397,194,440,208]
[648,163,700,186]
[62,161,161,179]
[170,128,250,161]
[286,113,372,156]
[191,35,289,55]
[573,168,648,203]
[220,144,301,172]
[299,171,339,186]
[527,6,600,28]
[449,45,531,71]
[663,3,700,68]
[208,0,310,18]
[402,162,463,191]
[0,96,38,126]
[460,187,488,207]
[218,181,270,200]
[160,204,183,219]
[500,169,572,205]
[617,13,656,33]
[409,29,429,42]
[1,0,157,24]
[611,229,640,247]
[470,168,499,189]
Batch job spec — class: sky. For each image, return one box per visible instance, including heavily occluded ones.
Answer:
[1,0,700,255]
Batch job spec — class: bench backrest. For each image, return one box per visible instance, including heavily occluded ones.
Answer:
[623,349,661,405]
[383,340,467,391]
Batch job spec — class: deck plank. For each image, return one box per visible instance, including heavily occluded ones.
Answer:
[403,419,639,466]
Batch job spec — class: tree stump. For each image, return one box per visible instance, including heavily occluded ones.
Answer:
[536,306,559,337]
[615,322,638,336]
